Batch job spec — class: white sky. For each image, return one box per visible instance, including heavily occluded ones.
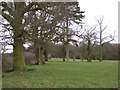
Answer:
[78,0,119,43]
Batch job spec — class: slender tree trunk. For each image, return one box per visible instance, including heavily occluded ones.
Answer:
[44,49,48,61]
[100,44,102,61]
[66,45,69,62]
[66,16,69,62]
[87,40,91,62]
[40,47,45,64]
[62,21,66,62]
[63,44,66,61]
[87,49,91,62]
[34,38,40,65]
[35,47,40,65]
[13,38,26,71]
[99,25,103,62]
[81,50,83,61]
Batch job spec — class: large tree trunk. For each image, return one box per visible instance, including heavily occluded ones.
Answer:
[35,47,40,65]
[66,45,69,62]
[13,3,27,71]
[13,38,26,71]
[40,47,45,64]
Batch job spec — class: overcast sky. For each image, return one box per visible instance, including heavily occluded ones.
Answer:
[78,0,119,43]
[1,0,119,53]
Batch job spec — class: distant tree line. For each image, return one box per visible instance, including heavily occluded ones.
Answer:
[26,42,118,61]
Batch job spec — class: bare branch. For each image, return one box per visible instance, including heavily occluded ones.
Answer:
[1,13,14,25]
[1,2,14,17]
[101,26,107,32]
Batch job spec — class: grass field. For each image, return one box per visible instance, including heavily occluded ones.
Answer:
[2,58,118,88]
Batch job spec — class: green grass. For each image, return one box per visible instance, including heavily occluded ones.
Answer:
[2,58,118,88]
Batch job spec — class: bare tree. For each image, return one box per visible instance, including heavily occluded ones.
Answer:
[79,41,87,61]
[1,2,40,71]
[96,16,115,61]
[80,25,98,62]
[25,3,60,64]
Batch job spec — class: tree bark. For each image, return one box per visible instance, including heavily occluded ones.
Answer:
[81,50,83,61]
[44,49,48,61]
[87,55,91,62]
[13,38,26,71]
[99,24,103,62]
[87,49,91,62]
[35,47,40,65]
[66,16,69,62]
[63,44,66,61]
[99,45,102,61]
[66,45,69,62]
[40,47,45,64]
[87,40,91,62]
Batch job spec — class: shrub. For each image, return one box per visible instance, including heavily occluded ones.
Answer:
[2,54,13,72]
[24,51,35,65]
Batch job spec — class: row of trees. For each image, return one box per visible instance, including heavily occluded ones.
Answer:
[42,42,117,60]
[1,2,84,71]
[78,16,115,62]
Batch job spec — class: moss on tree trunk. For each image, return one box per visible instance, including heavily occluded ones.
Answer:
[40,47,45,64]
[13,38,26,71]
